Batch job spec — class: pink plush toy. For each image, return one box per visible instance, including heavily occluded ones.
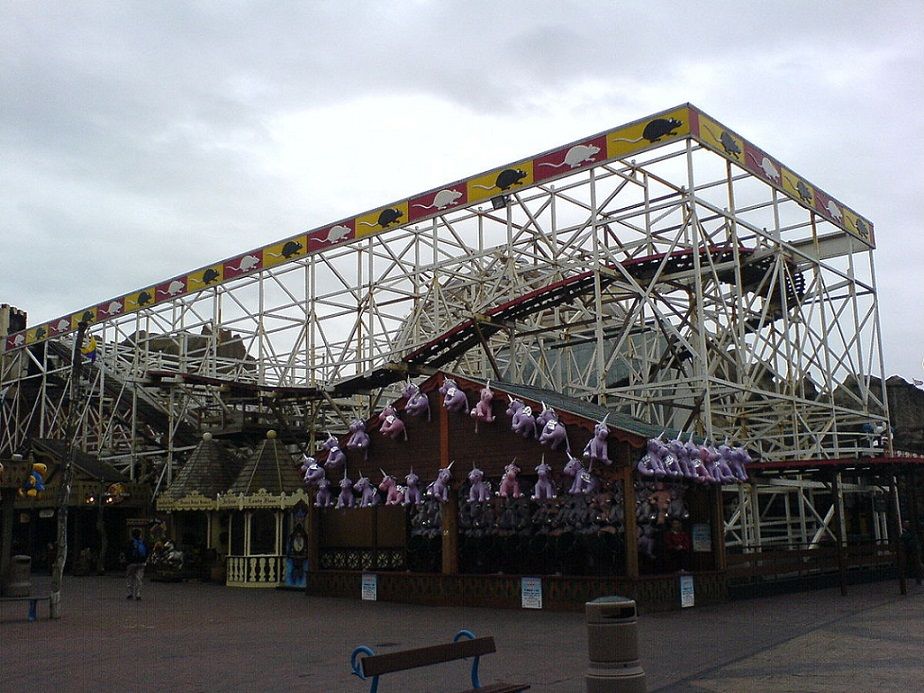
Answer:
[378,404,407,441]
[379,470,405,506]
[470,381,495,423]
[498,460,522,499]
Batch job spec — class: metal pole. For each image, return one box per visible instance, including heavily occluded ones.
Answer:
[50,321,87,618]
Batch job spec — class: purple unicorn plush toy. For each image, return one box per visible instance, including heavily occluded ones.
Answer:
[303,460,333,508]
[403,380,431,421]
[562,455,588,495]
[336,472,355,509]
[354,472,379,507]
[470,381,495,423]
[427,461,454,503]
[582,413,612,465]
[346,419,370,457]
[637,435,669,477]
[506,397,537,439]
[468,465,492,502]
[379,470,405,506]
[531,456,557,500]
[321,432,346,471]
[403,468,422,507]
[538,405,569,451]
[440,378,468,414]
[378,404,407,441]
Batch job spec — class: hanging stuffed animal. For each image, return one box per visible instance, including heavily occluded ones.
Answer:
[506,397,537,439]
[426,461,454,502]
[321,432,346,471]
[582,413,612,465]
[403,469,423,507]
[470,380,495,423]
[346,419,371,456]
[19,463,47,498]
[403,380,431,421]
[440,378,468,414]
[467,464,492,502]
[354,472,379,507]
[379,470,405,506]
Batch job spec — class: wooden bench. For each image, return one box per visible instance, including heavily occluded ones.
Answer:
[350,629,530,692]
[0,595,52,622]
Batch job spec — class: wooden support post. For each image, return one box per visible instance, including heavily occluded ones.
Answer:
[1,489,15,582]
[305,505,321,574]
[438,395,458,575]
[909,469,923,585]
[712,484,727,571]
[620,463,638,579]
[831,472,847,596]
[887,472,907,596]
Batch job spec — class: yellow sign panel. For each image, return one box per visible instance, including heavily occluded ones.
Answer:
[355,202,410,239]
[842,208,874,244]
[781,167,815,208]
[467,161,535,204]
[607,106,690,159]
[262,235,308,269]
[696,114,745,163]
[124,287,156,312]
[187,264,224,292]
[71,307,97,330]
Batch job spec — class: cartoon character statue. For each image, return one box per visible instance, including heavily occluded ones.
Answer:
[440,378,468,414]
[354,472,379,507]
[19,463,47,498]
[379,470,405,506]
[498,460,522,499]
[506,396,537,438]
[346,419,371,457]
[468,465,492,502]
[403,380,431,421]
[531,456,557,500]
[378,404,407,441]
[470,380,495,423]
[426,461,454,503]
[582,413,612,465]
[336,472,355,509]
[321,432,346,471]
[403,468,422,507]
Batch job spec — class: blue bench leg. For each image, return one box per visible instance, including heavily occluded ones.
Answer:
[28,599,37,622]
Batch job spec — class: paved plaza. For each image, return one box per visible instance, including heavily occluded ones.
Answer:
[1,575,922,691]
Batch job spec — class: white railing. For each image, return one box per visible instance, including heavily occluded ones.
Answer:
[226,554,284,587]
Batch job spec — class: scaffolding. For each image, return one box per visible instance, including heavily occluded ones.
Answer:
[1,104,888,502]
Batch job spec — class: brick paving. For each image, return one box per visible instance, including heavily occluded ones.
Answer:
[1,575,921,691]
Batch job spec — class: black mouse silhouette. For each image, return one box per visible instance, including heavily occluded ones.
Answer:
[359,208,404,229]
[611,118,683,144]
[281,240,303,257]
[719,131,741,159]
[81,310,94,323]
[35,326,46,340]
[795,181,812,203]
[201,268,220,284]
[137,290,153,306]
[472,168,528,191]
[855,218,870,239]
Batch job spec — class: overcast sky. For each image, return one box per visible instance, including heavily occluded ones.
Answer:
[2,1,922,380]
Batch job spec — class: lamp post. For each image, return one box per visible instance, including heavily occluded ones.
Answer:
[50,321,87,618]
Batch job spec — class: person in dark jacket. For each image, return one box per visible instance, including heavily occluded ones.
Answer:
[125,528,148,600]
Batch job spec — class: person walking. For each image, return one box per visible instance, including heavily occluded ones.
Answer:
[125,528,148,600]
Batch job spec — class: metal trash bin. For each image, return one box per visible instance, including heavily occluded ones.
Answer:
[585,595,646,693]
[3,555,32,597]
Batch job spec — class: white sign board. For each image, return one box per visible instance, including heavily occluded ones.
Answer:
[361,573,377,601]
[692,523,712,552]
[521,577,543,609]
[680,574,695,608]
